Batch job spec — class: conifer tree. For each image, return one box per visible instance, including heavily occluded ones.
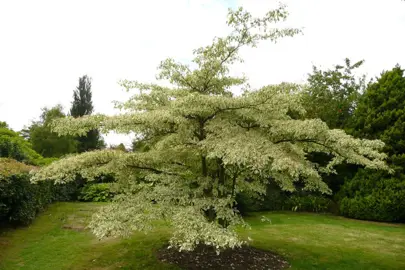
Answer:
[70,75,104,152]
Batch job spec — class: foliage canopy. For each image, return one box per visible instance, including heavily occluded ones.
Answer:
[28,105,78,158]
[33,5,389,251]
[352,65,405,166]
[0,126,45,165]
[302,58,366,130]
[336,65,405,222]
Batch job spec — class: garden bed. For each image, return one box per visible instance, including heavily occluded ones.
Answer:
[157,244,289,270]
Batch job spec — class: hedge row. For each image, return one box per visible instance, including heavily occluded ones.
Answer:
[236,173,405,224]
[337,169,405,222]
[0,159,81,225]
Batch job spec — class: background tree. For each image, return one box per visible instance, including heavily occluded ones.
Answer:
[337,65,405,222]
[298,59,367,193]
[352,65,405,165]
[0,121,8,128]
[302,58,366,130]
[0,125,43,165]
[28,105,78,158]
[70,75,105,152]
[33,5,389,252]
[19,127,31,141]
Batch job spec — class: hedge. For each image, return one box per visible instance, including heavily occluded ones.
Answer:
[338,169,405,222]
[0,158,79,225]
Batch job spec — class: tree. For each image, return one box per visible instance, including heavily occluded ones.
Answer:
[33,5,389,252]
[0,125,43,165]
[352,65,405,168]
[337,65,405,222]
[29,105,78,158]
[19,127,31,141]
[302,58,366,130]
[300,59,367,193]
[70,75,105,152]
[0,121,8,129]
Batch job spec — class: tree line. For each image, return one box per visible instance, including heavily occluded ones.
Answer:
[300,59,405,222]
[18,75,105,158]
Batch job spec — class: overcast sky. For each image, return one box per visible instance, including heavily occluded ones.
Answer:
[1,0,404,146]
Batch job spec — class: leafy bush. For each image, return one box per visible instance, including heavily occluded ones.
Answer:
[287,194,334,213]
[235,182,289,215]
[0,158,80,225]
[0,127,44,165]
[78,183,114,202]
[338,169,405,222]
[0,176,81,225]
[339,190,405,222]
[52,179,84,201]
[0,174,53,225]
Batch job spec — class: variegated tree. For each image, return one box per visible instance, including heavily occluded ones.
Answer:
[32,5,389,252]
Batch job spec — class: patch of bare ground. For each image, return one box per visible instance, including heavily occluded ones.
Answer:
[157,245,290,270]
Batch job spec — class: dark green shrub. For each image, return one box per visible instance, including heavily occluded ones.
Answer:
[235,182,290,215]
[0,174,54,225]
[235,192,263,214]
[339,187,405,222]
[338,169,405,222]
[0,158,81,225]
[52,180,84,201]
[287,194,334,213]
[52,174,112,202]
[78,183,114,202]
[236,182,334,215]
[0,175,82,225]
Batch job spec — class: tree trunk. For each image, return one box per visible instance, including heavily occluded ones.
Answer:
[202,156,207,177]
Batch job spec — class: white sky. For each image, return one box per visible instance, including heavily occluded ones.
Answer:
[1,0,404,147]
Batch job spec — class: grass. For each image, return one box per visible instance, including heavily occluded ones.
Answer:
[0,203,404,270]
[245,212,405,269]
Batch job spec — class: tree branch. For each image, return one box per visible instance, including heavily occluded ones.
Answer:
[274,138,347,158]
[126,165,178,176]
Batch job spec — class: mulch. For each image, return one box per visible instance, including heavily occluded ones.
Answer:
[156,244,290,270]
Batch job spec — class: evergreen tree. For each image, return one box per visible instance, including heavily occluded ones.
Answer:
[353,65,405,168]
[70,75,105,152]
[34,6,389,252]
[337,65,405,222]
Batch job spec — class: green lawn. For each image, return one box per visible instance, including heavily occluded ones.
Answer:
[1,203,404,270]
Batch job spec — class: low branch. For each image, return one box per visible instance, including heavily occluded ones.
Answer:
[126,165,178,176]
